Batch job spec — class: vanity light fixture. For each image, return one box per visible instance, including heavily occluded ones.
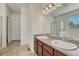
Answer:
[43,8,49,14]
[43,3,62,14]
[48,4,54,9]
[45,7,49,11]
[43,9,45,13]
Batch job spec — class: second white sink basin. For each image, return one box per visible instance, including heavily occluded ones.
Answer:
[51,40,77,50]
[36,36,48,39]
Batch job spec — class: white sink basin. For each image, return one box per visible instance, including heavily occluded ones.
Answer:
[51,40,77,50]
[36,36,48,39]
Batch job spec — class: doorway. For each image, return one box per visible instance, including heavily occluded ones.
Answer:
[6,14,21,46]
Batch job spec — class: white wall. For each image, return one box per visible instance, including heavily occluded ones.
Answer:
[6,5,11,43]
[32,15,43,34]
[32,14,52,34]
[30,4,55,34]
[21,4,47,52]
[0,3,7,48]
[11,13,20,40]
[21,6,29,45]
[30,4,55,51]
[21,5,33,48]
[21,5,34,51]
[21,4,55,52]
[42,14,55,34]
[30,4,43,34]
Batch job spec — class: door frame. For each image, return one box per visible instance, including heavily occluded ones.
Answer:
[6,16,9,45]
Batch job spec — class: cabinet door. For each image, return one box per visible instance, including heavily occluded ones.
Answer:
[38,45,43,56]
[54,49,64,56]
[43,43,53,55]
[43,49,52,56]
[34,39,38,54]
[38,40,42,46]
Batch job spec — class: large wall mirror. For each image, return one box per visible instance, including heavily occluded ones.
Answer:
[50,8,79,41]
[50,13,79,41]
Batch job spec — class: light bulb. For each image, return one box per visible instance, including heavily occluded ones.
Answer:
[48,4,53,9]
[43,9,45,13]
[43,8,49,14]
[45,7,49,11]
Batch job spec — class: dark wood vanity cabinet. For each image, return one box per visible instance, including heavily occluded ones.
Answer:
[34,39,38,54]
[37,40,43,56]
[54,49,65,56]
[34,38,65,56]
[43,49,52,56]
[43,43,53,56]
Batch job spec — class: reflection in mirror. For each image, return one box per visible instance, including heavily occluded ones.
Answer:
[50,20,65,36]
[50,10,79,41]
[50,21,58,37]
[69,15,79,29]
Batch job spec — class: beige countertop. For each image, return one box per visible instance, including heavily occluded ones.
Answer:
[34,34,79,56]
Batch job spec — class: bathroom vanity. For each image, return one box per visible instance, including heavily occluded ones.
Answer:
[34,34,79,56]
[34,35,65,56]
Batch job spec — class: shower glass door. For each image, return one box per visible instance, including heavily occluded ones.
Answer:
[0,16,2,47]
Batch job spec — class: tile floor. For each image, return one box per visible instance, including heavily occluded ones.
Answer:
[0,40,36,56]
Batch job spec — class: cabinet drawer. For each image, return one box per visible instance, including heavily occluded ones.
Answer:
[38,40,42,46]
[54,49,64,56]
[38,45,43,56]
[43,49,52,56]
[43,43,53,55]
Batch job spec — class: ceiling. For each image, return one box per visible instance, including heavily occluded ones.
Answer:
[51,3,79,17]
[7,3,21,14]
[6,3,66,14]
[7,3,47,14]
